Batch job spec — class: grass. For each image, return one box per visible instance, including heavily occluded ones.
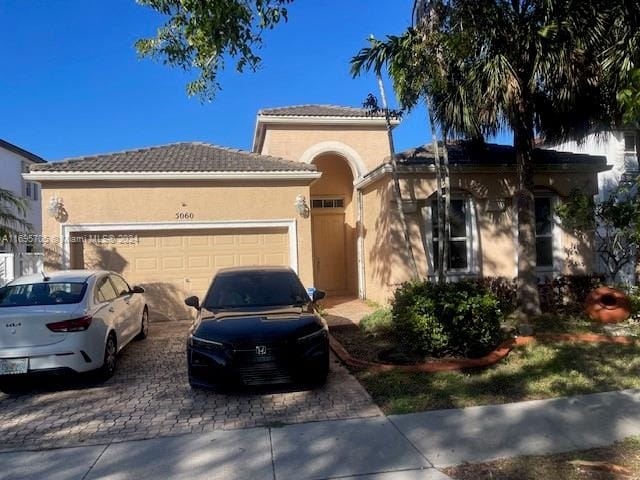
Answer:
[503,312,640,337]
[356,340,640,414]
[444,436,640,480]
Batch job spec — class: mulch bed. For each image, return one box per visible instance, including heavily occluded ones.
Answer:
[329,324,636,374]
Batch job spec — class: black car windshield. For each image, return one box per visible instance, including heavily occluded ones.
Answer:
[203,271,310,310]
[0,282,87,307]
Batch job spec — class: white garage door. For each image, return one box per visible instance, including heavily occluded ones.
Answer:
[72,228,290,320]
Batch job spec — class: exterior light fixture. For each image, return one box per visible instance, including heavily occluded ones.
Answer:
[295,194,310,218]
[48,195,64,220]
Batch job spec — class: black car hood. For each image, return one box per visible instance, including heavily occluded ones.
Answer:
[194,306,324,346]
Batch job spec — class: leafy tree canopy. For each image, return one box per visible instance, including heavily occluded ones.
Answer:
[135,0,292,100]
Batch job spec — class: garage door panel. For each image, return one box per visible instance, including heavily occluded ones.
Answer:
[161,237,184,247]
[74,228,290,321]
[187,236,209,247]
[214,255,236,268]
[239,235,260,245]
[213,236,234,246]
[162,257,184,270]
[188,255,210,268]
[264,253,288,265]
[135,258,159,271]
[238,254,260,265]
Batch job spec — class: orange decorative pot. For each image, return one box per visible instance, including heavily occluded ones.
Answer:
[584,287,631,323]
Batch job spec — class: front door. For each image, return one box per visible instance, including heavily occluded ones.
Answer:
[311,213,347,293]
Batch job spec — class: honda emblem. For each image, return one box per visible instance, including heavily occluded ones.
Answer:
[255,345,267,355]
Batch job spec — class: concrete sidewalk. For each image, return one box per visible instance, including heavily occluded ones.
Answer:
[2,389,640,480]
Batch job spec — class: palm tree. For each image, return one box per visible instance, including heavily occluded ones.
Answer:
[352,28,452,282]
[356,1,610,317]
[0,188,31,248]
[353,37,423,281]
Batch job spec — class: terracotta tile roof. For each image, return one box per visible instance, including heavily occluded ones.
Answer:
[396,141,607,166]
[258,104,386,118]
[30,142,316,173]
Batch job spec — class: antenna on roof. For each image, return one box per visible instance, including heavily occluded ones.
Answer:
[41,270,50,282]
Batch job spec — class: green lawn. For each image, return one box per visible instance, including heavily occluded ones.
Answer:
[356,340,640,414]
[523,313,640,336]
[444,436,640,480]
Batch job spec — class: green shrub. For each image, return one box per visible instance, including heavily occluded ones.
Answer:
[474,277,517,315]
[538,274,604,314]
[391,280,503,358]
[360,308,392,336]
[622,285,640,320]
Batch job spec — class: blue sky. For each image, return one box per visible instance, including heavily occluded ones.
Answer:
[1,0,510,161]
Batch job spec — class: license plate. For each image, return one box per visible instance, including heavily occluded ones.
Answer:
[0,358,28,375]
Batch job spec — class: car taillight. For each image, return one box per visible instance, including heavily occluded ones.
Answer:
[46,316,93,332]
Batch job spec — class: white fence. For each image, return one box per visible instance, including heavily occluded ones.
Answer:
[0,252,44,286]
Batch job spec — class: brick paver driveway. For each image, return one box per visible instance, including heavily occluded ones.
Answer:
[0,321,381,452]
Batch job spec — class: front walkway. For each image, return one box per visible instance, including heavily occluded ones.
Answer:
[3,389,640,479]
[323,295,376,326]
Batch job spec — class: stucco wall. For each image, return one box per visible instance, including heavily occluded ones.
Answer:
[39,180,314,286]
[0,147,42,246]
[361,169,599,304]
[259,124,392,173]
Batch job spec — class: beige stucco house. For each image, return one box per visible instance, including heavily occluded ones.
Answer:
[24,105,608,319]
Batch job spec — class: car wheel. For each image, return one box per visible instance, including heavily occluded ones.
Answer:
[98,333,118,381]
[0,378,28,395]
[135,308,149,340]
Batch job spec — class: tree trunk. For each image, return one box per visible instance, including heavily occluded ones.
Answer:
[441,130,451,280]
[377,73,420,280]
[426,99,445,282]
[514,115,542,319]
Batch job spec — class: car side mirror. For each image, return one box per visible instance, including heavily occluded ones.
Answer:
[185,296,200,310]
[312,290,326,302]
[131,285,145,294]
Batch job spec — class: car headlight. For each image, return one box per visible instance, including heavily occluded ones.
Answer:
[297,327,328,342]
[189,334,224,350]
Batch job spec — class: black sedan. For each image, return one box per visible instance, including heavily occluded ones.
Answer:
[184,267,329,390]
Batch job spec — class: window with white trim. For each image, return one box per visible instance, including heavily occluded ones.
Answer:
[431,198,469,270]
[311,197,344,209]
[534,197,554,269]
[427,195,480,276]
[624,132,638,172]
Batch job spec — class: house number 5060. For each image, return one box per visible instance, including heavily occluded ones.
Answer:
[176,212,194,220]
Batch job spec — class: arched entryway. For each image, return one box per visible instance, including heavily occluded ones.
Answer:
[310,153,358,295]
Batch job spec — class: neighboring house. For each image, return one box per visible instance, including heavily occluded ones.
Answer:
[24,105,607,318]
[0,139,46,283]
[547,129,639,282]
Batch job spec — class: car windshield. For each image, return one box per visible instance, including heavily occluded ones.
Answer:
[0,282,87,307]
[203,271,310,310]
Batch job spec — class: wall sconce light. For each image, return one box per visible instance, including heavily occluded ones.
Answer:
[295,194,310,218]
[48,195,65,220]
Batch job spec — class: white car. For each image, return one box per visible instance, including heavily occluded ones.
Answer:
[0,270,148,392]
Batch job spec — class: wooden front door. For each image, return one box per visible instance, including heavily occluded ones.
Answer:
[311,213,347,293]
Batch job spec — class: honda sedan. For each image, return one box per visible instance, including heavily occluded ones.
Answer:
[0,270,148,392]
[185,266,329,390]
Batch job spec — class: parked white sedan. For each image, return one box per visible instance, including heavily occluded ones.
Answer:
[0,270,148,392]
